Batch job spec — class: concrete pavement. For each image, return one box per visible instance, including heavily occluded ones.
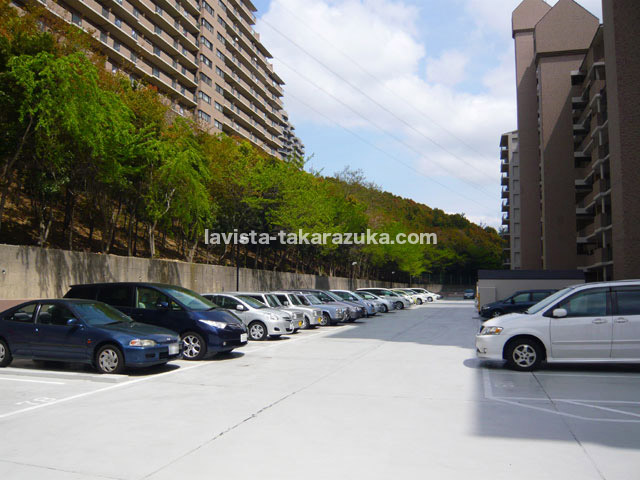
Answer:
[1,302,639,479]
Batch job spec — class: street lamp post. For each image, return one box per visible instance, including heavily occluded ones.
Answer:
[351,261,358,290]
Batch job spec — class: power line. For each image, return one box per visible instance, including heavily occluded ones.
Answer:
[259,15,497,191]
[272,54,496,201]
[283,86,496,209]
[272,1,499,167]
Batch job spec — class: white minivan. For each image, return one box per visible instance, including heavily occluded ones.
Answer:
[476,280,640,371]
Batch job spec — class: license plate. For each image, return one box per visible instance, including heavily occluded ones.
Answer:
[240,333,248,343]
[168,343,180,355]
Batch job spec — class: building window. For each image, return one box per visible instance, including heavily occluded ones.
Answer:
[200,54,212,68]
[216,32,225,44]
[154,46,161,56]
[131,29,138,40]
[155,25,162,35]
[172,78,177,89]
[152,67,160,78]
[203,0,214,15]
[218,0,226,11]
[181,65,187,75]
[133,7,139,18]
[130,52,137,64]
[172,58,178,69]
[201,36,213,51]
[115,0,122,4]
[100,31,107,43]
[217,15,226,28]
[199,91,211,104]
[102,7,109,18]
[214,101,223,112]
[201,18,214,33]
[200,72,212,86]
[72,12,82,26]
[198,110,211,123]
[214,119,222,129]
[113,40,121,52]
[215,84,223,95]
[155,5,163,16]
[215,66,223,77]
[114,17,122,28]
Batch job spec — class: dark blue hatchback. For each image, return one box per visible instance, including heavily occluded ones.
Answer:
[64,283,248,360]
[0,299,181,374]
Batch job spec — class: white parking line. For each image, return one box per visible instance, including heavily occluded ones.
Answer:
[0,325,352,421]
[482,369,640,423]
[0,377,66,385]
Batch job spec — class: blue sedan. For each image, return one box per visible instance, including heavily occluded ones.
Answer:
[0,299,181,374]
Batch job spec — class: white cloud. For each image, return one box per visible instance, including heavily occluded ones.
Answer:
[425,50,469,86]
[258,0,516,189]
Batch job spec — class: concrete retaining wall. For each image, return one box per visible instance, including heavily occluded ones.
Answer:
[0,244,425,309]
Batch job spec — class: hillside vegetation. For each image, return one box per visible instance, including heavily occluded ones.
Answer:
[0,1,502,282]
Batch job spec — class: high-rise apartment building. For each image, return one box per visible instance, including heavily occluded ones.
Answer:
[21,0,303,159]
[510,0,640,280]
[500,131,521,270]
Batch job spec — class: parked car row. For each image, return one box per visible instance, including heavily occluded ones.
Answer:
[0,283,441,374]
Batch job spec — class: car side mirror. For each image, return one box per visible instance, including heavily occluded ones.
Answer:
[552,308,567,318]
[156,301,169,309]
[66,318,83,327]
[236,304,245,311]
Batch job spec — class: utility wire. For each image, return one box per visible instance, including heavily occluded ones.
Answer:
[272,54,496,201]
[283,87,496,209]
[272,1,499,167]
[259,15,497,191]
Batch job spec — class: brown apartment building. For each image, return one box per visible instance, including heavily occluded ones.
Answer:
[510,0,640,280]
[17,0,304,159]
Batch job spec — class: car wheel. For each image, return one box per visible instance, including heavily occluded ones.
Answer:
[505,338,544,371]
[395,301,404,310]
[96,345,124,374]
[427,297,434,303]
[319,313,330,326]
[491,309,503,318]
[417,298,423,305]
[382,304,388,313]
[181,332,207,360]
[0,339,12,368]
[301,316,310,329]
[248,321,268,341]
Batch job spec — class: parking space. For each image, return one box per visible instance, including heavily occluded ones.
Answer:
[0,302,639,479]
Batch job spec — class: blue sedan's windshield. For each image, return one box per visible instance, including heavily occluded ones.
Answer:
[72,302,132,326]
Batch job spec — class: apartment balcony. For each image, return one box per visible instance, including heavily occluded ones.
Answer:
[576,205,595,218]
[570,69,586,86]
[501,187,509,199]
[574,177,593,195]
[500,175,509,186]
[500,160,509,173]
[52,0,197,106]
[502,214,510,226]
[501,200,509,213]
[119,0,199,51]
[103,0,199,65]
[153,0,199,35]
[500,147,508,160]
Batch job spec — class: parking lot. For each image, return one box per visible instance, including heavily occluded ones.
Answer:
[1,301,639,479]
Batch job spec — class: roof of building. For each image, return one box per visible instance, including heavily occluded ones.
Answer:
[477,270,586,280]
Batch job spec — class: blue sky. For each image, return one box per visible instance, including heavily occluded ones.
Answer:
[251,0,602,228]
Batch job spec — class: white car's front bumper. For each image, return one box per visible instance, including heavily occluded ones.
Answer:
[475,334,506,361]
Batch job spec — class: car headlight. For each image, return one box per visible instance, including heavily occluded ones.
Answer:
[199,319,227,329]
[479,326,503,336]
[129,339,156,347]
